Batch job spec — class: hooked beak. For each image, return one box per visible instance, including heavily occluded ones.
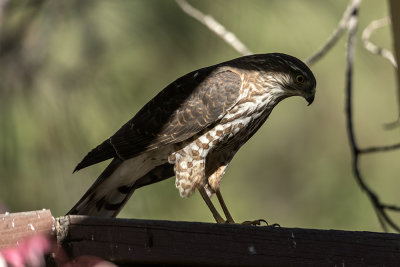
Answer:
[304,86,316,106]
[306,94,315,106]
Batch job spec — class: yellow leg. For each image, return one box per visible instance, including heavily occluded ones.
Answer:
[215,189,235,223]
[198,187,225,224]
[216,189,268,226]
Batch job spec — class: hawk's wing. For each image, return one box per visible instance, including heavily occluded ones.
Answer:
[74,67,242,172]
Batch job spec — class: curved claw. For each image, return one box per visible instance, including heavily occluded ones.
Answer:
[241,219,269,226]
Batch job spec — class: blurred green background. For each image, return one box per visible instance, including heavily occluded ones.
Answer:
[0,0,399,232]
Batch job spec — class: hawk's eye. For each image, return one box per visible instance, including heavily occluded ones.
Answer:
[295,74,305,84]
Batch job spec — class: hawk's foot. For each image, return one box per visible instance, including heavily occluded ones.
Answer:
[241,219,273,226]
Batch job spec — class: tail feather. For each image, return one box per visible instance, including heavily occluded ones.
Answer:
[67,158,123,216]
[67,159,174,217]
[73,139,116,173]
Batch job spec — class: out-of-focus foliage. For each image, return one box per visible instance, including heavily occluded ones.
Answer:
[0,0,399,231]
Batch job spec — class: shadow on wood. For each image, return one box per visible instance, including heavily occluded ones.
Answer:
[57,215,400,266]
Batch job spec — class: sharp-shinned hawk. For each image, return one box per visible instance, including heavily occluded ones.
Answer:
[68,53,316,223]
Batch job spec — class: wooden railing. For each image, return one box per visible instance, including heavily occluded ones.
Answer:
[1,210,400,266]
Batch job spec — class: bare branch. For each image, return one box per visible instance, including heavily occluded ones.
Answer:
[345,0,360,155]
[362,17,397,67]
[384,117,400,129]
[374,206,388,232]
[374,202,400,232]
[384,203,400,212]
[345,0,400,232]
[305,0,360,66]
[175,0,252,56]
[359,142,400,154]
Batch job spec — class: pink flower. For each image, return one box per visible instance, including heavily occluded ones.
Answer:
[1,234,115,267]
[0,235,50,267]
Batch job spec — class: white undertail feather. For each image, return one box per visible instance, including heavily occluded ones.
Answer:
[72,148,171,217]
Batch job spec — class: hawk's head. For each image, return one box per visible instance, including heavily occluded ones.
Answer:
[232,53,316,105]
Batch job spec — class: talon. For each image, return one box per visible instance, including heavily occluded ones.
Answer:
[257,219,269,225]
[241,219,270,226]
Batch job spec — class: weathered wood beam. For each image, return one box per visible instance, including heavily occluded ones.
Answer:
[57,215,400,266]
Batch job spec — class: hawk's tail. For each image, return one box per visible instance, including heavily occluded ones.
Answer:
[67,159,174,217]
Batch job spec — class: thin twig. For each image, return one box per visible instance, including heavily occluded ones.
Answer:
[384,203,400,212]
[345,1,360,157]
[374,203,400,232]
[345,0,400,232]
[305,0,360,66]
[362,17,397,67]
[359,142,400,154]
[374,206,388,232]
[384,117,400,129]
[175,0,252,56]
